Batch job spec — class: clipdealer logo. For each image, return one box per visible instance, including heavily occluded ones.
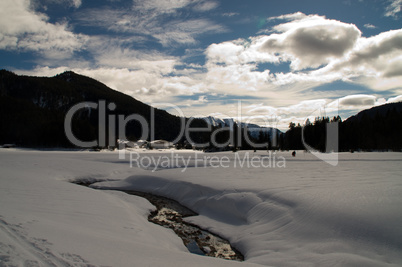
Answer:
[64,100,339,167]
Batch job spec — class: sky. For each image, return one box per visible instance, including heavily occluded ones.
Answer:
[1,0,402,130]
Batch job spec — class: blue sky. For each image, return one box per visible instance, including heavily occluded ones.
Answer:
[1,0,402,130]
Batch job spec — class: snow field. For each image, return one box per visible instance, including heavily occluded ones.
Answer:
[1,149,401,266]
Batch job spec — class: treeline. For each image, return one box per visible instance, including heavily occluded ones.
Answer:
[283,102,402,152]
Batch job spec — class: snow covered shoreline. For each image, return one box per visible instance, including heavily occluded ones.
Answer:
[1,149,401,266]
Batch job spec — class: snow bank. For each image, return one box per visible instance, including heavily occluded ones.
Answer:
[93,151,402,266]
[0,150,252,267]
[92,175,262,226]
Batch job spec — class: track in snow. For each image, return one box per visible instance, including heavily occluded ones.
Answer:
[0,218,93,267]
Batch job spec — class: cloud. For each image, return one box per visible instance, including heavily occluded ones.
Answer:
[87,38,178,74]
[0,0,87,58]
[322,29,402,90]
[18,64,206,105]
[204,13,365,102]
[14,64,402,130]
[153,19,226,46]
[203,11,402,104]
[385,0,402,18]
[79,68,201,102]
[349,30,402,66]
[241,98,340,129]
[175,95,210,108]
[386,95,402,103]
[198,95,208,103]
[133,0,192,13]
[206,40,246,65]
[267,11,307,22]
[31,0,82,9]
[133,0,219,13]
[337,94,376,106]
[72,0,81,8]
[193,1,219,12]
[250,99,331,119]
[222,12,239,17]
[383,56,402,78]
[6,4,402,129]
[17,9,397,117]
[364,23,377,29]
[262,13,361,70]
[243,94,402,129]
[76,4,225,46]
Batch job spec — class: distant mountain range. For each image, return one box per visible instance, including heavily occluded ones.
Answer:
[202,116,280,138]
[1,69,401,150]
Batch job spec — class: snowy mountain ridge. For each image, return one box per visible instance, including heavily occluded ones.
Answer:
[202,116,281,138]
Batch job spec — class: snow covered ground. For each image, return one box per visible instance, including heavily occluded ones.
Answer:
[0,148,401,266]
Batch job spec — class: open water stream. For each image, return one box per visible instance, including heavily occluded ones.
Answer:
[73,180,243,261]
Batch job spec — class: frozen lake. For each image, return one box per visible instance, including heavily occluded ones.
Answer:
[0,149,401,266]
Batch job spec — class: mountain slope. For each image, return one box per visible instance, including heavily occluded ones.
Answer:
[340,102,402,151]
[282,101,402,151]
[0,70,182,147]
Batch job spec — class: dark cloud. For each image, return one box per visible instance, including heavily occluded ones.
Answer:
[339,95,376,106]
[261,14,361,70]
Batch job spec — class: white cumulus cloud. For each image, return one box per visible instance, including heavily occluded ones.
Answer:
[322,29,402,91]
[204,11,402,103]
[0,0,87,58]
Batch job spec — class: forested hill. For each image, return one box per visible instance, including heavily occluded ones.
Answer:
[283,101,402,152]
[0,70,183,147]
[346,102,402,122]
[340,102,402,151]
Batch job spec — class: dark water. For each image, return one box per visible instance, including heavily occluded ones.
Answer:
[122,190,244,261]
